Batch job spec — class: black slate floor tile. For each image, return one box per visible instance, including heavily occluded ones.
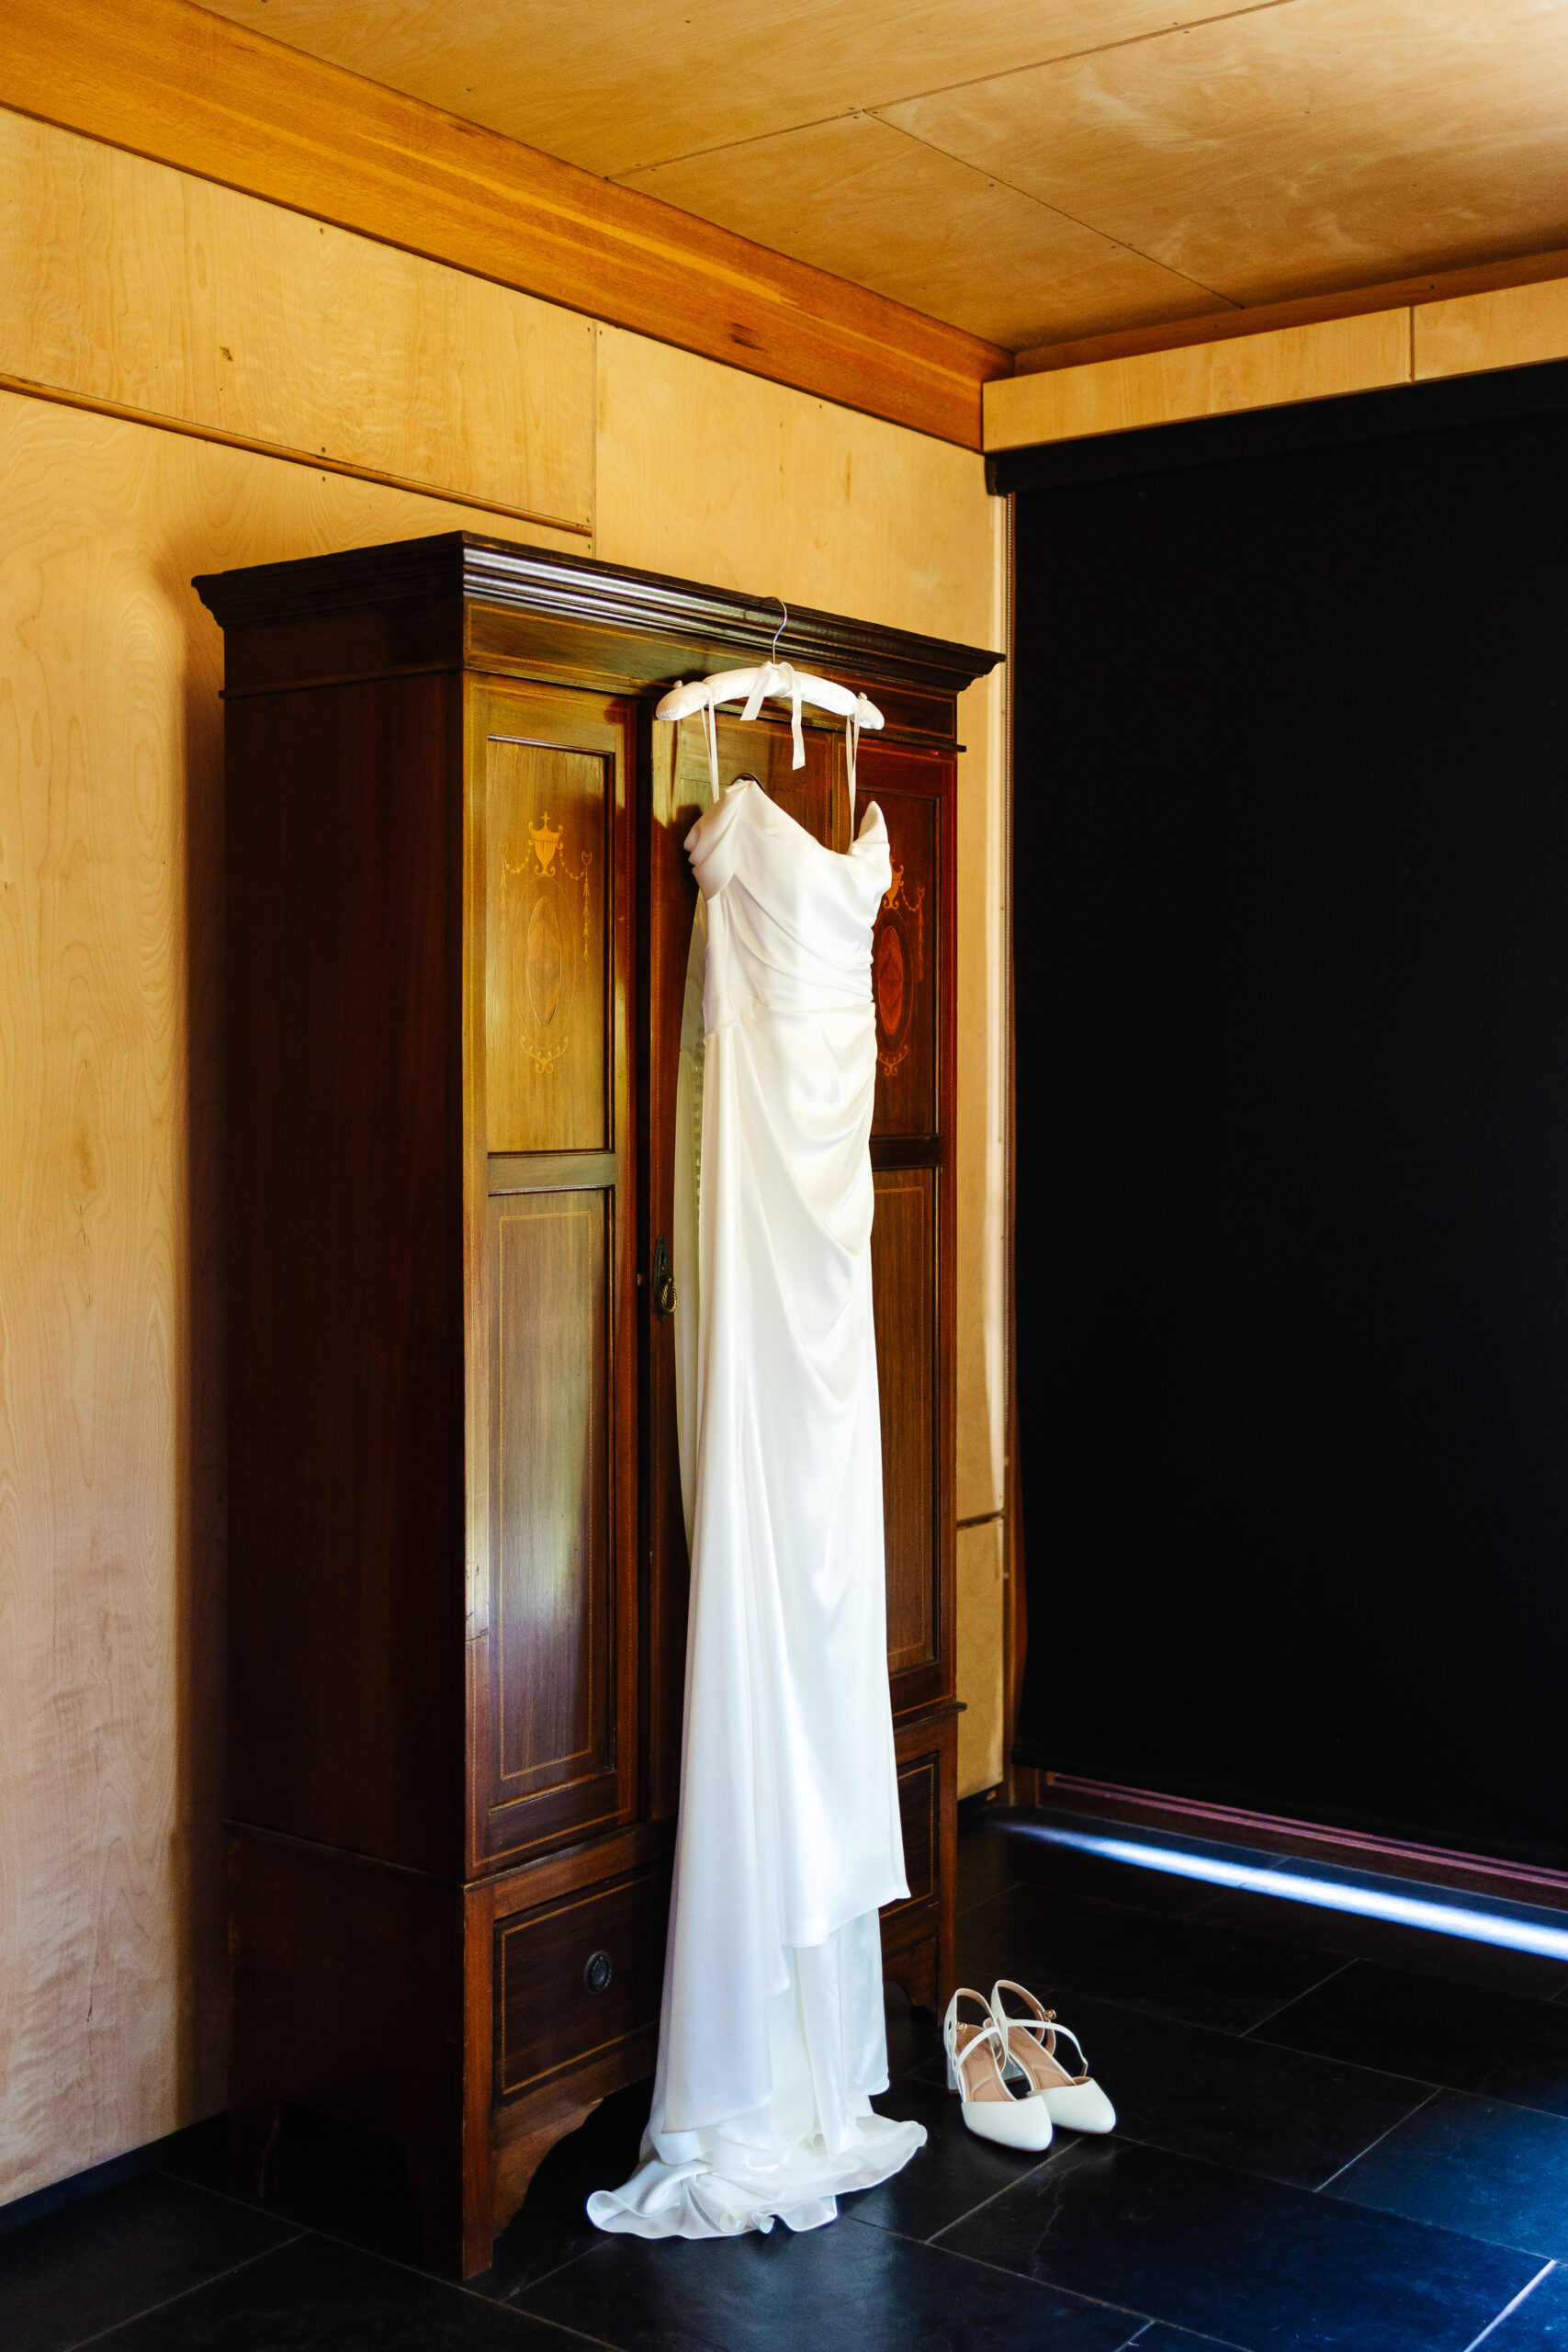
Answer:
[1190,1890,1568,1999]
[957,1817,1214,1922]
[159,2106,428,2264]
[1020,1991,1433,2190]
[476,2080,651,2301]
[520,2210,1143,2352]
[846,2073,1056,2239]
[88,2234,582,2349]
[1484,2261,1568,2346]
[936,2134,1539,2352]
[1133,2331,1253,2350]
[1328,2089,1568,2259]
[1257,1961,1568,2116]
[884,1984,944,2081]
[0,2173,298,2352]
[957,1882,1345,2036]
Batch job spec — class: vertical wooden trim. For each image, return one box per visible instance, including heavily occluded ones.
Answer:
[1000,494,1028,1801]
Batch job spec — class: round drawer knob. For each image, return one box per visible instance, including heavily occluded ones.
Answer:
[583,1949,614,1995]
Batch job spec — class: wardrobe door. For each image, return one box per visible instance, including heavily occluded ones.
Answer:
[866,741,956,1718]
[468,680,638,1870]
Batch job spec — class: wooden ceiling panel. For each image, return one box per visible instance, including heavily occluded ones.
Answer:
[882,0,1568,308]
[617,115,1221,349]
[193,0,1252,176]
[183,0,1568,354]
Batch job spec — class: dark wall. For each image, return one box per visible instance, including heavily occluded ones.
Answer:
[1011,380,1568,1868]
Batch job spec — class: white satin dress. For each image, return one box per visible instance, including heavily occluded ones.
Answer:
[587,775,924,2239]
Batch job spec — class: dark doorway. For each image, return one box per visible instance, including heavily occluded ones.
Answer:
[1009,368,1568,1868]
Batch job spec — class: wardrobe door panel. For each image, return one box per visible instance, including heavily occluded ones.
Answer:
[869,762,941,1140]
[873,1165,939,1684]
[485,738,611,1155]
[469,681,637,1871]
[488,1190,611,1808]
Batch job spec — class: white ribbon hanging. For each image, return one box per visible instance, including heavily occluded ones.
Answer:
[658,659,884,816]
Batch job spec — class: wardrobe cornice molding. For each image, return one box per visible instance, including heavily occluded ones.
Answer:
[1,0,1011,452]
[193,530,1006,701]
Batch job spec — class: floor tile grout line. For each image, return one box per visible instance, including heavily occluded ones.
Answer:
[1312,2085,1441,2193]
[911,2143,1070,2241]
[1239,1957,1358,2036]
[1461,2258,1559,2352]
[62,2238,305,2351]
[851,2220,1259,2352]
[152,2171,624,2349]
[502,2242,610,2301]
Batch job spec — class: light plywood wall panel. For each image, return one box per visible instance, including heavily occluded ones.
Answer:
[0,110,594,533]
[0,387,578,2207]
[956,1519,1006,1797]
[594,322,1009,1532]
[1415,277,1568,382]
[986,310,1411,449]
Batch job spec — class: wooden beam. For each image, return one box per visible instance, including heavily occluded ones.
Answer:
[1,0,1010,451]
[986,311,1411,455]
[1015,244,1568,379]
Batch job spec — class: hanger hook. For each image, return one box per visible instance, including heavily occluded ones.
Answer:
[769,597,788,663]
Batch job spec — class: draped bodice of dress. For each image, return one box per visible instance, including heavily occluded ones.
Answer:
[689,773,891,1031]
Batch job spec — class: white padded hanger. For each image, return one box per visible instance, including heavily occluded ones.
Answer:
[656,602,883,808]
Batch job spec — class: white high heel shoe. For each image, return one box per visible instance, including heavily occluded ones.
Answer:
[990,1979,1117,2134]
[943,1988,1054,2153]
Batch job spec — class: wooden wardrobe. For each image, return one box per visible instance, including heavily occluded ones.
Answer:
[195,532,999,2275]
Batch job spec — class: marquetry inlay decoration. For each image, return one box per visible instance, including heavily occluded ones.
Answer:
[486,739,609,1152]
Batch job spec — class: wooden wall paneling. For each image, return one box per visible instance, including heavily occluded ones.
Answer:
[0,385,586,2208]
[1415,278,1568,383]
[468,680,637,1871]
[0,110,594,536]
[0,385,576,2201]
[1013,244,1568,379]
[1,0,1010,448]
[985,311,1412,450]
[224,668,465,1873]
[592,327,998,646]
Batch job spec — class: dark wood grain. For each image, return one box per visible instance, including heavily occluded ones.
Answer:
[869,764,942,1140]
[197,534,1002,701]
[225,671,465,1874]
[228,1828,466,2268]
[468,681,639,1872]
[873,1167,938,1681]
[485,1190,613,1833]
[494,1867,671,2099]
[209,530,984,2277]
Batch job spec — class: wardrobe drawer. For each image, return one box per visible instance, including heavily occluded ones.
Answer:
[882,1750,937,1921]
[494,1868,669,2100]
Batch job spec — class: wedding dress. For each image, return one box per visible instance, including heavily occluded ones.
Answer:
[588,773,924,2239]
